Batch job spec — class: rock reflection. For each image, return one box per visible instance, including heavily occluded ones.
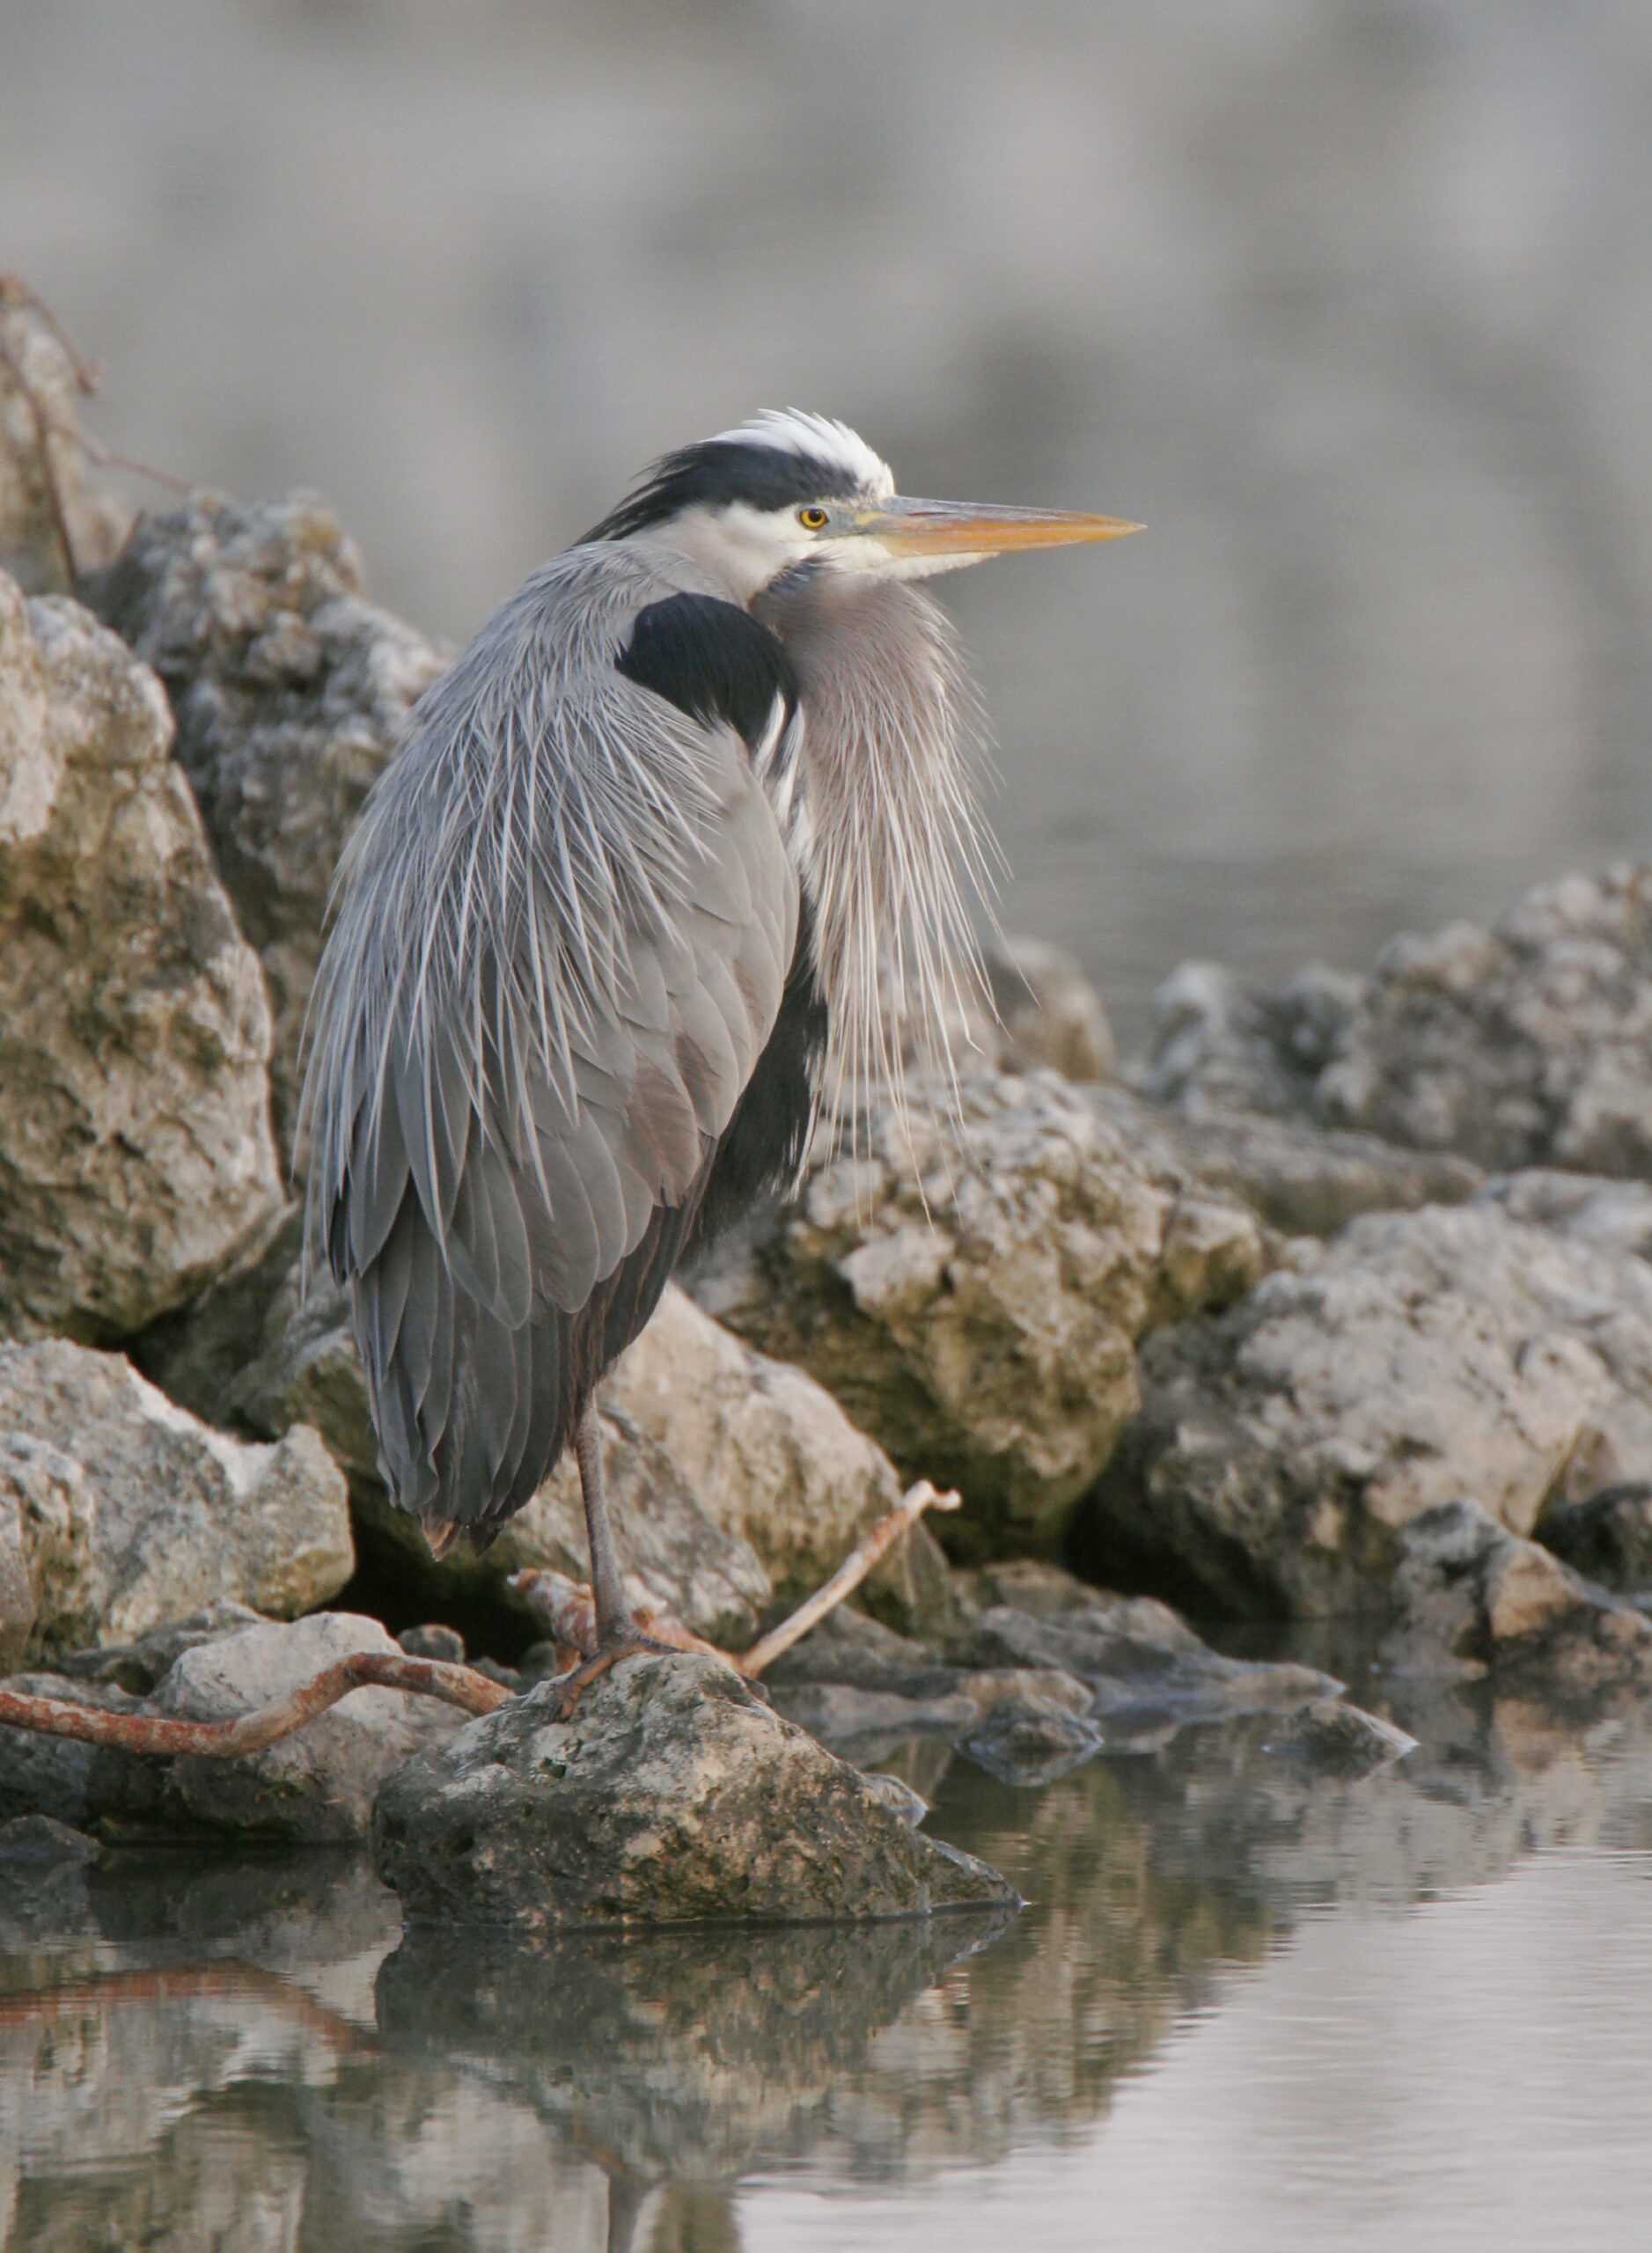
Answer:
[0,1684,1646,2243]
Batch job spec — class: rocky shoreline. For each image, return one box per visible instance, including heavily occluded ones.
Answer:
[5,293,1652,1929]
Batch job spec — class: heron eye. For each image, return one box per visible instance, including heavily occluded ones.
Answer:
[797,506,828,531]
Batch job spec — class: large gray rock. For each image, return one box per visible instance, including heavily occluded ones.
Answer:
[0,1339,353,1653]
[0,576,284,1341]
[372,1650,1017,1930]
[693,1069,1271,1559]
[1136,865,1652,1182]
[88,493,449,1157]
[1074,1203,1652,1618]
[0,288,130,593]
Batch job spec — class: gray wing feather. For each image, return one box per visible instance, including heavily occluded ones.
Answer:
[302,540,797,1534]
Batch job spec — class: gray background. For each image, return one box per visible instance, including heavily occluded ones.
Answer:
[6,0,1652,1037]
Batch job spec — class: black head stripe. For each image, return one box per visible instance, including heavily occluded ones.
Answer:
[585,440,862,543]
[616,592,799,752]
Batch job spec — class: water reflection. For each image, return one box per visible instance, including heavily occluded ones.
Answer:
[0,1677,1648,2246]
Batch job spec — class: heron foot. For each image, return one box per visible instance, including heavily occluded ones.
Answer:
[552,1620,681,1719]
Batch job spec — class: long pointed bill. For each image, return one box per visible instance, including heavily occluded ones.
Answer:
[855,495,1143,561]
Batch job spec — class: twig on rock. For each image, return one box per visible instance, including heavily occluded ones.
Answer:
[510,1479,961,1682]
[739,1481,960,1677]
[0,1653,510,1761]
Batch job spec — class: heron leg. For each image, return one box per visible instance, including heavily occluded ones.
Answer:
[554,1406,677,1717]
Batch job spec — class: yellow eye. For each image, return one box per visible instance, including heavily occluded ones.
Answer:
[797,506,828,531]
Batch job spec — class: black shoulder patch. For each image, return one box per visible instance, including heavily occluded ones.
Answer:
[616,592,798,752]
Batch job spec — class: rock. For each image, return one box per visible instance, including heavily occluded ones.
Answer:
[0,1339,353,1653]
[0,286,130,593]
[958,1702,1106,1787]
[398,1623,466,1664]
[1261,1698,1417,1779]
[372,1649,1017,1930]
[1476,1166,1652,1261]
[0,1812,101,1863]
[982,932,1114,1081]
[1133,958,1364,1119]
[156,1611,465,1843]
[0,577,285,1340]
[1381,1500,1652,1694]
[693,1069,1270,1559]
[49,1597,268,1696]
[87,493,450,1158]
[1093,1088,1484,1238]
[1317,867,1652,1175]
[1074,1202,1652,1618]
[1536,1485,1652,1595]
[1136,865,1652,1182]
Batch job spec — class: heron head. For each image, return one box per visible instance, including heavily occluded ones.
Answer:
[584,408,1140,604]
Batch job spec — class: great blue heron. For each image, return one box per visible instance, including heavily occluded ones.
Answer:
[301,411,1136,1677]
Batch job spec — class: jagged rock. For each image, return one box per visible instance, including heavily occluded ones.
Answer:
[372,1650,1017,1930]
[1073,1202,1652,1618]
[1136,866,1652,1182]
[87,493,449,1156]
[693,1069,1271,1559]
[1476,1166,1652,1261]
[1381,1500,1652,1693]
[0,288,130,593]
[0,577,284,1340]
[1097,1090,1484,1238]
[983,932,1114,1081]
[0,1339,353,1653]
[1317,868,1652,1174]
[1132,958,1364,1118]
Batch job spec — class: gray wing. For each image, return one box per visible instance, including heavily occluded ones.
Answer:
[301,545,797,1541]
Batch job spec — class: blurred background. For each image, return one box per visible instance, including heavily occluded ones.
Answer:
[5,0,1652,1040]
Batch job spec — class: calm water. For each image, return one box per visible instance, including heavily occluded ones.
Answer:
[8,1,1652,1036]
[5,1669,1652,2250]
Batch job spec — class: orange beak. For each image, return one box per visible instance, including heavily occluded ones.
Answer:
[853,495,1143,561]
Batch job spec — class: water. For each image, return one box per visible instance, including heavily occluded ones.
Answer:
[7,1,1652,1038]
[5,1671,1652,2249]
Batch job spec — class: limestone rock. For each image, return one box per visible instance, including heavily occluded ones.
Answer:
[0,1339,353,1653]
[693,1070,1270,1559]
[1135,865,1652,1182]
[156,1611,464,1843]
[1317,868,1652,1174]
[0,289,130,594]
[0,577,284,1339]
[1382,1500,1652,1694]
[983,932,1114,1082]
[88,493,449,1156]
[372,1650,1017,1930]
[1261,1698,1417,1779]
[1073,1202,1652,1618]
[1098,1089,1484,1238]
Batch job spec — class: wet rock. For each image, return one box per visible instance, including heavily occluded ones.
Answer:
[1074,1203,1652,1618]
[0,577,285,1340]
[0,287,130,593]
[0,1339,353,1653]
[373,1649,1017,1930]
[88,492,450,1156]
[157,1611,466,1844]
[959,1701,1106,1787]
[1536,1485,1652,1595]
[983,932,1114,1082]
[1381,1499,1652,1693]
[1261,1698,1417,1779]
[0,1811,101,1863]
[694,1069,1270,1559]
